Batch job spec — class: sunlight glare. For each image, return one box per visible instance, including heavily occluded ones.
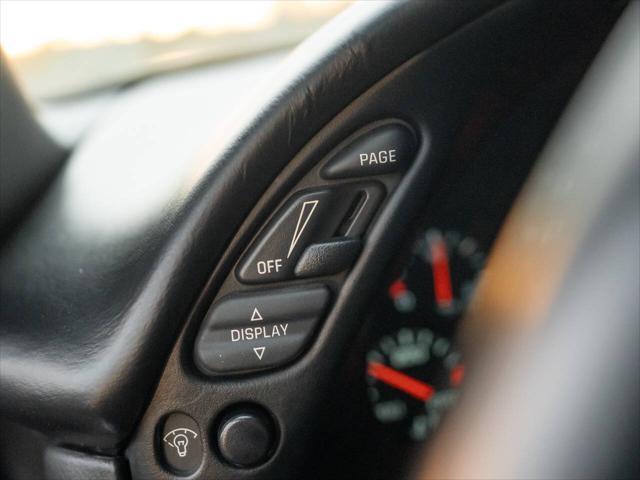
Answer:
[0,1,278,57]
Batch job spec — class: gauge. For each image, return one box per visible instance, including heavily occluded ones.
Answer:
[364,227,484,442]
[388,228,485,318]
[366,327,464,441]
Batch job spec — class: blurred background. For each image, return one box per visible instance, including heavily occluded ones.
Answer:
[0,1,351,145]
[1,1,350,100]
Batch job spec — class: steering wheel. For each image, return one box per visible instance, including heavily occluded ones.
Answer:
[1,1,637,479]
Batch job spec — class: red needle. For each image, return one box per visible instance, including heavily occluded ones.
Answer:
[428,233,454,309]
[368,361,435,402]
[450,364,465,387]
[388,278,408,300]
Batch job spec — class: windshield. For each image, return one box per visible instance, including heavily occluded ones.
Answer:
[0,0,351,100]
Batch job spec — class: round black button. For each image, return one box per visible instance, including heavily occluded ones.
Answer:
[160,412,203,475]
[217,408,275,468]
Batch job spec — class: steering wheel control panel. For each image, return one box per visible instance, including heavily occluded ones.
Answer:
[167,119,418,475]
[168,118,418,476]
[193,119,418,377]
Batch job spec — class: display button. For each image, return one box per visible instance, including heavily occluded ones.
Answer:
[194,285,330,374]
[160,413,203,476]
[321,121,416,179]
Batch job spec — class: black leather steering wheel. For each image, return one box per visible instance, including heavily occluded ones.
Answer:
[1,1,637,479]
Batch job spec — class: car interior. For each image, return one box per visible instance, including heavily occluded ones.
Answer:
[0,1,638,479]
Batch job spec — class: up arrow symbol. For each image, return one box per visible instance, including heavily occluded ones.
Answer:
[250,307,263,322]
[253,346,266,360]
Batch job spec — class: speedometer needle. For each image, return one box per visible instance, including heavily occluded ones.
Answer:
[368,361,435,402]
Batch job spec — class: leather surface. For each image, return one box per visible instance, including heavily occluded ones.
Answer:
[44,447,129,480]
[0,51,66,236]
[0,0,502,451]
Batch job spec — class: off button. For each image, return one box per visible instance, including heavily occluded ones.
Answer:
[194,285,330,375]
[236,189,336,284]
